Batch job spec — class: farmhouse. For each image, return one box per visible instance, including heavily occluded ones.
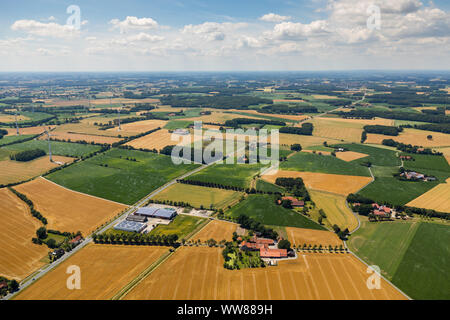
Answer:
[400,170,436,181]
[260,247,288,259]
[114,220,147,233]
[281,196,305,207]
[69,235,83,246]
[135,206,177,220]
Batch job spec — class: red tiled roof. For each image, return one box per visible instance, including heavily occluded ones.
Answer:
[69,235,82,244]
[260,247,287,258]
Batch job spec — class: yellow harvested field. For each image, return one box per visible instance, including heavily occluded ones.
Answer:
[53,122,123,137]
[104,119,167,135]
[273,99,306,103]
[303,149,332,156]
[279,133,340,148]
[336,151,369,162]
[0,114,29,122]
[309,190,359,232]
[262,170,372,195]
[0,188,48,280]
[365,128,450,147]
[125,129,198,150]
[228,109,310,122]
[124,247,406,300]
[286,227,343,247]
[309,118,394,143]
[317,117,394,126]
[39,131,122,144]
[15,244,169,300]
[0,156,74,185]
[153,183,242,211]
[192,220,237,242]
[5,125,54,135]
[406,181,450,213]
[312,94,339,99]
[14,177,128,236]
[43,97,159,107]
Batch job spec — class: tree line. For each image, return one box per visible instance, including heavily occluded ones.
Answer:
[279,123,313,136]
[9,148,46,162]
[363,125,403,136]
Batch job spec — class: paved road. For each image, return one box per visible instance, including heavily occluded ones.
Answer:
[4,146,245,300]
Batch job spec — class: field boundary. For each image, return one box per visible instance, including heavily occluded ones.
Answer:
[40,176,129,207]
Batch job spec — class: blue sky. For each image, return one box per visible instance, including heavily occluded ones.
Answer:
[1,0,449,71]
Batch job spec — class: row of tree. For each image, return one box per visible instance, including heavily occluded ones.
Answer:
[279,123,313,136]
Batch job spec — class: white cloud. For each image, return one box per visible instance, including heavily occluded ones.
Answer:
[11,20,79,38]
[266,20,329,40]
[182,22,247,41]
[259,13,291,23]
[109,16,158,33]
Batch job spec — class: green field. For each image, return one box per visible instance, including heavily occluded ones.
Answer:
[188,162,264,188]
[149,214,206,239]
[46,148,199,204]
[0,134,35,146]
[164,120,194,130]
[402,153,450,181]
[333,143,400,167]
[349,219,450,300]
[281,151,371,177]
[255,179,284,193]
[227,194,326,230]
[4,140,101,157]
[153,183,243,210]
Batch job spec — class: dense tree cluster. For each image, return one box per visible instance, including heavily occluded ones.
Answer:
[363,125,403,136]
[9,148,46,162]
[382,139,443,155]
[236,214,278,240]
[0,128,8,139]
[274,177,310,201]
[93,232,179,246]
[400,123,450,134]
[334,109,450,124]
[259,104,318,114]
[160,94,272,109]
[279,123,313,136]
[224,117,286,128]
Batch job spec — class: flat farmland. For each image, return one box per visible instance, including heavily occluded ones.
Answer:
[153,183,243,210]
[406,179,450,213]
[47,148,199,204]
[365,128,450,147]
[53,122,123,137]
[262,170,372,195]
[14,177,128,235]
[192,220,237,242]
[309,190,359,232]
[15,244,169,300]
[278,133,341,148]
[281,151,371,177]
[43,97,159,107]
[104,119,167,135]
[227,109,310,122]
[183,111,261,124]
[309,118,364,143]
[4,139,101,158]
[336,151,369,162]
[39,131,122,145]
[318,117,394,126]
[0,188,48,280]
[0,114,29,122]
[125,129,198,150]
[0,155,74,185]
[286,227,343,247]
[123,247,406,300]
[5,125,54,135]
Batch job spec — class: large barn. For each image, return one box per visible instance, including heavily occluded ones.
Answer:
[135,206,177,220]
[114,220,147,233]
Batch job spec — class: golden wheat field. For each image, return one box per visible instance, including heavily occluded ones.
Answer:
[14,178,128,236]
[308,118,363,143]
[0,156,74,185]
[123,247,406,300]
[53,122,123,137]
[365,128,450,147]
[262,170,372,195]
[309,190,359,232]
[183,111,261,124]
[15,244,169,300]
[125,129,199,150]
[286,227,343,247]
[336,151,369,162]
[278,134,341,148]
[0,188,48,280]
[104,119,167,135]
[406,180,450,213]
[192,220,238,242]
[227,109,310,122]
[5,125,55,135]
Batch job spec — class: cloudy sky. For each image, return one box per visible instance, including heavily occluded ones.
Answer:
[1,0,449,71]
